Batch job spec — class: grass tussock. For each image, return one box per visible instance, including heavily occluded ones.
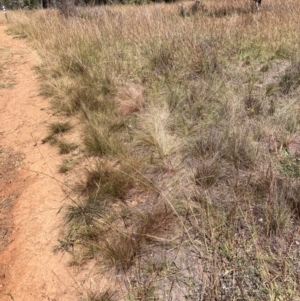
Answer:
[57,140,78,154]
[42,121,72,143]
[58,158,75,173]
[115,83,144,116]
[81,290,117,301]
[8,0,300,299]
[78,160,134,200]
[279,60,300,94]
[49,121,72,134]
[101,233,143,272]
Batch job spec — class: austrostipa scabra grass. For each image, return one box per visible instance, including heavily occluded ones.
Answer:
[8,1,300,299]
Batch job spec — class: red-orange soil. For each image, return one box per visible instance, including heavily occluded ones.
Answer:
[0,24,98,301]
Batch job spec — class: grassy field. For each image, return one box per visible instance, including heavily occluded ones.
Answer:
[7,0,300,299]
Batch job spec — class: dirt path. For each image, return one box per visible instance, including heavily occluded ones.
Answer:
[0,24,95,301]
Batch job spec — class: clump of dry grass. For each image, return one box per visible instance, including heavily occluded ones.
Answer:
[77,160,134,200]
[81,289,117,301]
[101,233,143,272]
[42,121,72,143]
[83,122,125,157]
[279,60,300,94]
[8,0,300,299]
[115,83,144,116]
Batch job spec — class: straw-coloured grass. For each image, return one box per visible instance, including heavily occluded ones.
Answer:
[8,0,300,299]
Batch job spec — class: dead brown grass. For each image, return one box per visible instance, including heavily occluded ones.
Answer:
[115,83,144,116]
[7,0,300,299]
